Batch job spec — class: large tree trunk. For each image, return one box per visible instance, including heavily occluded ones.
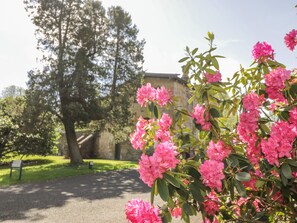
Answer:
[63,117,83,165]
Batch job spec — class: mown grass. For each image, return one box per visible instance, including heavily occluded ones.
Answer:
[0,155,138,187]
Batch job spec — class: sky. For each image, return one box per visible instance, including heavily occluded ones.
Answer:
[1,0,297,92]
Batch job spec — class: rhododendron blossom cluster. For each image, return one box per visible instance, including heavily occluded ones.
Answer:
[264,67,291,103]
[252,41,274,62]
[289,106,297,127]
[191,104,211,130]
[125,199,161,223]
[199,160,225,192]
[237,92,263,164]
[169,207,182,218]
[130,116,153,150]
[203,191,220,216]
[261,121,297,166]
[284,29,297,51]
[155,113,172,142]
[137,83,172,107]
[205,71,222,83]
[138,141,179,187]
[207,140,231,161]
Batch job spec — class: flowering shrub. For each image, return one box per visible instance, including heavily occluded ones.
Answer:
[125,32,297,223]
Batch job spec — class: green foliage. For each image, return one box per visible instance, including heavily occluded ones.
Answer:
[0,96,58,160]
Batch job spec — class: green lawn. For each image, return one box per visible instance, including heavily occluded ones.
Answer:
[0,155,138,187]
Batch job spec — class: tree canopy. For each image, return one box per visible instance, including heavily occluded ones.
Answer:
[24,0,144,164]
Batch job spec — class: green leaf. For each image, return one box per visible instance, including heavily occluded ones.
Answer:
[179,57,189,63]
[153,105,159,119]
[255,180,265,189]
[151,180,156,204]
[260,124,270,134]
[162,210,172,223]
[182,203,195,216]
[182,211,190,223]
[205,68,216,74]
[234,180,246,197]
[163,173,180,188]
[148,102,154,113]
[280,171,288,186]
[229,179,235,200]
[211,57,219,70]
[229,155,239,168]
[289,84,297,99]
[189,182,204,203]
[235,172,251,182]
[191,48,198,55]
[209,108,220,118]
[281,163,292,179]
[287,159,297,167]
[157,178,170,202]
[182,63,191,75]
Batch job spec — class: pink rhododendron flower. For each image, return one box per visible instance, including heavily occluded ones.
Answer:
[252,198,262,212]
[199,160,225,192]
[130,116,153,150]
[156,86,172,107]
[137,83,156,107]
[252,41,274,62]
[272,191,284,204]
[130,129,147,150]
[237,110,260,142]
[289,106,297,127]
[192,104,211,131]
[157,113,172,130]
[139,142,179,186]
[202,217,219,223]
[245,133,262,165]
[242,92,263,111]
[243,178,257,190]
[233,197,249,216]
[139,154,164,187]
[207,140,231,161]
[205,71,222,83]
[154,129,172,142]
[261,121,297,166]
[154,141,179,170]
[169,207,182,218]
[203,191,220,216]
[125,199,162,223]
[284,29,297,51]
[265,67,291,103]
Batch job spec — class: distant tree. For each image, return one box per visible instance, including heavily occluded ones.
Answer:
[1,85,25,98]
[24,0,144,164]
[101,6,145,141]
[0,96,57,160]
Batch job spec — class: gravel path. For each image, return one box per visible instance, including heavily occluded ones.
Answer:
[0,169,201,223]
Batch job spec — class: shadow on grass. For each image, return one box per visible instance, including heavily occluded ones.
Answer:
[0,168,149,222]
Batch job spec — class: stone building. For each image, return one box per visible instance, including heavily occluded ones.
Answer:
[61,73,191,161]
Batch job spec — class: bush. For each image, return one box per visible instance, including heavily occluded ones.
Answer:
[125,32,297,223]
